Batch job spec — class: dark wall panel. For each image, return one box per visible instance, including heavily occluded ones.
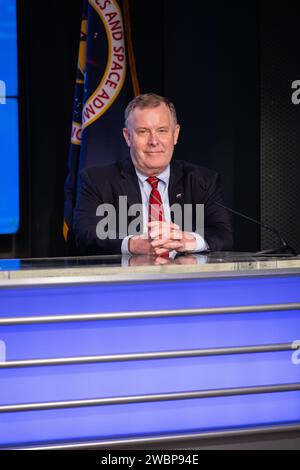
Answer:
[260,4,300,253]
[163,1,260,251]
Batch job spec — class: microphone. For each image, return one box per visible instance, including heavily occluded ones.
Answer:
[215,201,298,257]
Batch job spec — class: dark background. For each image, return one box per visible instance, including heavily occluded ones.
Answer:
[0,0,299,259]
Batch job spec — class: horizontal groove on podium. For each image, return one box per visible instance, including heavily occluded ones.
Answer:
[0,343,296,369]
[10,422,300,450]
[1,383,300,414]
[0,302,300,325]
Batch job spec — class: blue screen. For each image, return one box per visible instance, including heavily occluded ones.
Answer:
[0,0,19,234]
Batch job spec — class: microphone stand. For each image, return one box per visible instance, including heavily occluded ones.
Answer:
[215,202,298,257]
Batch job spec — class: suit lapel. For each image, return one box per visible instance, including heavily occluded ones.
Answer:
[119,158,142,208]
[168,160,185,224]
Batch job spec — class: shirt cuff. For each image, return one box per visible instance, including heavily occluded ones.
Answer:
[121,236,132,255]
[190,232,209,253]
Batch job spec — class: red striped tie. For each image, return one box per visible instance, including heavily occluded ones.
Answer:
[147,176,165,224]
[147,177,169,258]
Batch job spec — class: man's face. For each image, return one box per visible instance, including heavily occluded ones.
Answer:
[123,103,180,176]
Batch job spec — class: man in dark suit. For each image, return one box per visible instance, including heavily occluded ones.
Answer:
[73,93,233,256]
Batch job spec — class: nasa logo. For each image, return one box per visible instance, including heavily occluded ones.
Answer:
[0,80,6,105]
[291,80,300,105]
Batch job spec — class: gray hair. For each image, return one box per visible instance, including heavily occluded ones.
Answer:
[124,93,178,127]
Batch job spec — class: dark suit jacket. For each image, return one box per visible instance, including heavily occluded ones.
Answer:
[73,158,233,255]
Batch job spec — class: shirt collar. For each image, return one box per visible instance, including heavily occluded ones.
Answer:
[135,165,170,186]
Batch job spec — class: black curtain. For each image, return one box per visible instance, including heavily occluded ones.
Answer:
[2,0,264,257]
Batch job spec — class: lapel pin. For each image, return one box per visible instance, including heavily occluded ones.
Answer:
[176,193,182,199]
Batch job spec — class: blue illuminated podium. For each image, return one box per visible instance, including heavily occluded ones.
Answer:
[0,253,300,449]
